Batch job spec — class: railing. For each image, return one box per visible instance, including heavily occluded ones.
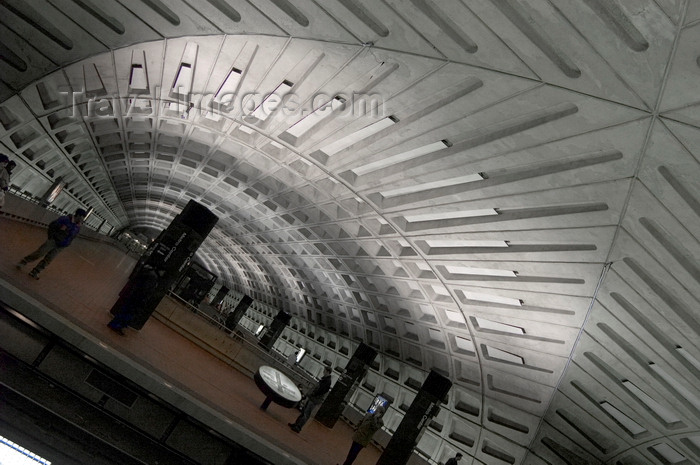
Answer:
[166,291,317,393]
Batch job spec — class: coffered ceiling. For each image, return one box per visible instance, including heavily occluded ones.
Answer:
[1,1,699,464]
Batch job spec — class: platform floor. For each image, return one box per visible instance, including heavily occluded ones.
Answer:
[0,217,382,465]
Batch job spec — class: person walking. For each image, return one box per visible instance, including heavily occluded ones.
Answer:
[445,452,463,465]
[339,405,386,465]
[288,365,332,432]
[17,208,87,279]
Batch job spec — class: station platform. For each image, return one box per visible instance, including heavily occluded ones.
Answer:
[0,216,383,465]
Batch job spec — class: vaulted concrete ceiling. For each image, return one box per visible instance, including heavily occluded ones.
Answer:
[1,1,699,464]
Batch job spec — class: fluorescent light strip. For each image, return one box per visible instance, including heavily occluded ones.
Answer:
[650,443,687,463]
[425,239,509,248]
[214,67,243,105]
[204,109,222,121]
[381,173,484,198]
[129,64,148,90]
[287,96,345,137]
[321,116,397,156]
[431,284,451,296]
[649,363,700,410]
[475,317,525,334]
[172,64,193,94]
[486,345,524,364]
[463,291,522,307]
[128,97,152,110]
[416,262,432,271]
[621,381,680,423]
[600,402,647,435]
[251,80,293,120]
[405,208,498,223]
[445,309,466,325]
[352,140,448,176]
[454,337,475,352]
[676,347,700,371]
[446,265,516,277]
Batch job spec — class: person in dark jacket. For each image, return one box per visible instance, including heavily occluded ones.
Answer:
[445,452,463,465]
[288,365,332,432]
[17,208,87,279]
[339,405,386,465]
[0,154,10,209]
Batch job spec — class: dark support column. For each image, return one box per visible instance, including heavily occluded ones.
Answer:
[258,310,291,351]
[111,200,218,330]
[173,263,217,307]
[315,343,377,427]
[376,371,452,465]
[212,286,229,308]
[225,295,253,331]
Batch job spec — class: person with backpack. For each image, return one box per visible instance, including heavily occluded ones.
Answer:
[17,208,87,279]
[339,405,386,465]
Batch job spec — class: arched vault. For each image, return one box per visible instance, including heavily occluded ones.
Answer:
[1,1,699,464]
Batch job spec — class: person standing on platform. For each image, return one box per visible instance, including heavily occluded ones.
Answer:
[339,405,386,465]
[288,365,332,432]
[107,265,162,336]
[0,154,10,209]
[445,452,463,465]
[17,208,87,279]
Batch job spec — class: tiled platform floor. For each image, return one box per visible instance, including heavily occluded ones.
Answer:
[0,217,383,465]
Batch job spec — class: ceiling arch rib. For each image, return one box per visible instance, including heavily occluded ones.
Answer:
[1,1,699,464]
